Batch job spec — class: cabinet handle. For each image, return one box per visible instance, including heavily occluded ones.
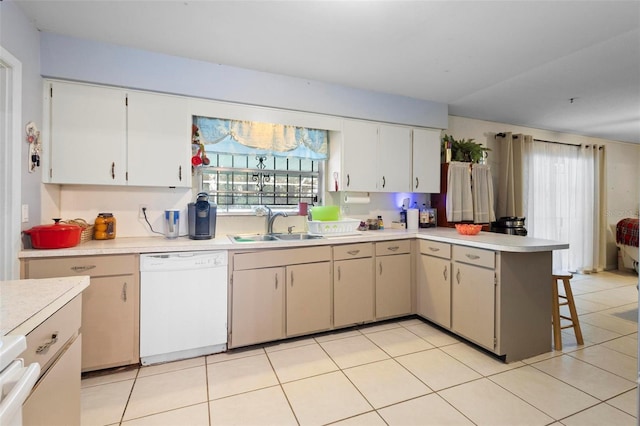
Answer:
[347,250,360,256]
[337,266,341,281]
[465,254,480,260]
[347,174,350,187]
[275,273,278,289]
[387,246,399,252]
[382,176,386,188]
[179,165,182,181]
[456,269,461,284]
[111,162,115,179]
[379,261,383,275]
[121,282,127,302]
[70,265,96,273]
[36,333,58,354]
[415,177,419,189]
[428,247,440,252]
[290,271,294,287]
[443,265,448,281]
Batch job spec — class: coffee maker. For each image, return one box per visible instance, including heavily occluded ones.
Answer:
[188,192,217,239]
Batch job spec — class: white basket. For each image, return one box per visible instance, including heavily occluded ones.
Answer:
[307,219,361,235]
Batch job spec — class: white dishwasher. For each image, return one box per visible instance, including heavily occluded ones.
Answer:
[139,251,228,365]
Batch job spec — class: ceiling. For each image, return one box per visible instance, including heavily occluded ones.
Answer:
[14,0,640,143]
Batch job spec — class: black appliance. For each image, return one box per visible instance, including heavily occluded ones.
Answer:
[188,192,217,239]
[490,216,527,236]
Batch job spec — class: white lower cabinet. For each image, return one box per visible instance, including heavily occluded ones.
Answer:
[375,240,412,320]
[418,241,496,352]
[451,261,496,350]
[286,262,332,337]
[333,243,374,328]
[231,267,285,348]
[229,246,331,348]
[417,240,451,328]
[22,296,82,426]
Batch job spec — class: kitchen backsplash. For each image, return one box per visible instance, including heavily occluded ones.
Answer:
[41,184,430,239]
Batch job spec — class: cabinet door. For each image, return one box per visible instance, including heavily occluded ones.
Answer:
[451,263,495,350]
[127,91,192,187]
[286,262,332,336]
[23,335,81,426]
[334,257,374,327]
[231,267,284,347]
[417,255,451,328]
[48,81,127,184]
[376,254,411,319]
[82,275,138,371]
[378,125,411,192]
[412,128,441,193]
[342,120,378,192]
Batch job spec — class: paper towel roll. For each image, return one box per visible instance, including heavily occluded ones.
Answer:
[407,208,419,230]
[343,194,370,204]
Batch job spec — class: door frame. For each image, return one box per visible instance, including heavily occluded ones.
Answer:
[0,46,23,280]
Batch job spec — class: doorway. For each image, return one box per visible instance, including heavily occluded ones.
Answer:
[0,47,23,280]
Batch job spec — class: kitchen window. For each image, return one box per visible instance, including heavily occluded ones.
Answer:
[193,116,327,213]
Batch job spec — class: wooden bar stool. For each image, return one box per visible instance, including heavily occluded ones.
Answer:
[551,272,584,350]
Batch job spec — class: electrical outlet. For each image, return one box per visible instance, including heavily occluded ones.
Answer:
[139,204,148,219]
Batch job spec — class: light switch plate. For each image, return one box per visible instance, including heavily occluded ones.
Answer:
[21,204,29,223]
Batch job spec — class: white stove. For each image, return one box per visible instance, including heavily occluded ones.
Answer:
[0,335,40,426]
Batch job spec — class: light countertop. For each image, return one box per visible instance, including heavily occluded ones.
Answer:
[19,228,568,258]
[1,276,90,336]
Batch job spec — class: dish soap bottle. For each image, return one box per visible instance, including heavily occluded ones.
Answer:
[377,215,384,230]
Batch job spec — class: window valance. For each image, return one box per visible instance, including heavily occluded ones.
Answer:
[193,116,328,160]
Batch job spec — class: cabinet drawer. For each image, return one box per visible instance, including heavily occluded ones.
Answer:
[233,246,331,271]
[333,243,373,260]
[24,255,137,278]
[24,295,81,374]
[375,240,411,256]
[419,240,451,259]
[453,245,495,269]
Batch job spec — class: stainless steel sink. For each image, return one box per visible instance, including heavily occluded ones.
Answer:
[230,233,324,243]
[231,234,279,243]
[272,233,324,241]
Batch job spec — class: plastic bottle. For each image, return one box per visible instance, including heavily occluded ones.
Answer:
[377,215,384,230]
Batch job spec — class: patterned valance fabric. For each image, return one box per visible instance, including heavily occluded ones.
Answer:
[193,116,328,160]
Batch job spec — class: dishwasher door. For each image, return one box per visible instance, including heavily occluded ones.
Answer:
[139,251,228,365]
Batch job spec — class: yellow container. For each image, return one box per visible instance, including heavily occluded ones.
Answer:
[310,206,340,221]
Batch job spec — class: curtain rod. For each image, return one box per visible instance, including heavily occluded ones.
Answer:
[495,133,604,149]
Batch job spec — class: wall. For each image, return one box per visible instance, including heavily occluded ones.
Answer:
[0,1,42,232]
[447,115,640,269]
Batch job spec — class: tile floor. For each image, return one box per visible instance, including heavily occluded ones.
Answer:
[81,270,639,425]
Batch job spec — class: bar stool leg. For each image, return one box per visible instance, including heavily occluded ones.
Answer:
[551,277,563,350]
[562,277,584,345]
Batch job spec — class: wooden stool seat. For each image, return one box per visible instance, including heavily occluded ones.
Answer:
[551,272,584,350]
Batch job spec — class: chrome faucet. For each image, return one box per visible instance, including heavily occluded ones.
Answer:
[264,206,288,234]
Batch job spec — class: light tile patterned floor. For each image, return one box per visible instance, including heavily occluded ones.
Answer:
[81,270,639,425]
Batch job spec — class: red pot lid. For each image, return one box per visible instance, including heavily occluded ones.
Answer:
[25,219,82,233]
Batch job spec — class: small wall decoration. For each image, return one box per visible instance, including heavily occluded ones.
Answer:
[25,121,41,173]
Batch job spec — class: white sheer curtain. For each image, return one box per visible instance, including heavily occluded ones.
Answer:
[523,141,605,272]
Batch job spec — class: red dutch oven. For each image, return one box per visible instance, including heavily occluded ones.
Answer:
[24,219,82,249]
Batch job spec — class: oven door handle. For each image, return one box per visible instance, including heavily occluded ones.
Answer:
[0,361,40,423]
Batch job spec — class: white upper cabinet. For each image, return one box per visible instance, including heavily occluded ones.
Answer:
[377,125,411,192]
[47,81,127,185]
[45,80,191,187]
[412,128,441,193]
[336,120,379,192]
[127,92,191,187]
[329,119,439,193]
